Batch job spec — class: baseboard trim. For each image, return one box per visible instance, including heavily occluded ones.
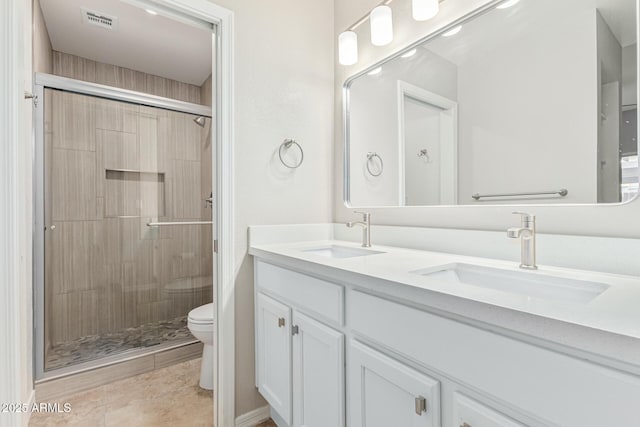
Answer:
[22,389,36,427]
[235,405,270,427]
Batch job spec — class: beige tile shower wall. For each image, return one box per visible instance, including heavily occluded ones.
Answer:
[52,51,202,105]
[46,90,213,346]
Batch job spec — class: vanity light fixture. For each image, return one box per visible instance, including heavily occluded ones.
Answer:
[339,31,359,65]
[401,48,417,58]
[497,0,520,9]
[412,0,439,21]
[442,25,462,37]
[368,67,382,76]
[370,5,394,46]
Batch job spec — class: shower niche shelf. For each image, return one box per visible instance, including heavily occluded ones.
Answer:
[105,168,166,218]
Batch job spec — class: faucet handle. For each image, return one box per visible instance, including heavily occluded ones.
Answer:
[512,211,535,219]
[354,211,371,221]
[512,211,535,227]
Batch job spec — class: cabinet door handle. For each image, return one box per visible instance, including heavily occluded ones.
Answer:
[292,325,299,335]
[278,317,285,327]
[415,396,427,415]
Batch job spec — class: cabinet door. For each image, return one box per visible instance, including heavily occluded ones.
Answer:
[257,293,292,424]
[452,393,525,427]
[292,312,345,427]
[349,341,440,427]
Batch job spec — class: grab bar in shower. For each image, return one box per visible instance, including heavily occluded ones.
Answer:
[147,221,213,226]
[472,189,568,200]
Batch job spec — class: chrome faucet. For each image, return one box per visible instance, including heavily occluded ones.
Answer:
[347,211,371,248]
[507,212,537,270]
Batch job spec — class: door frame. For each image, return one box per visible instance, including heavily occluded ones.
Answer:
[0,1,31,426]
[397,80,458,206]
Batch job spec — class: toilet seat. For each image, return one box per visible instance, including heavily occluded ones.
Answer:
[188,302,214,324]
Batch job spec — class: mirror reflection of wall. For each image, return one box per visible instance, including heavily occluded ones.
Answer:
[346,0,639,207]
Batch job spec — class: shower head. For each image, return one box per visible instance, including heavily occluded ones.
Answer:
[193,116,206,127]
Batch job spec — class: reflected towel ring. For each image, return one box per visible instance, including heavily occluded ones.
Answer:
[279,139,304,169]
[417,148,431,163]
[366,152,384,177]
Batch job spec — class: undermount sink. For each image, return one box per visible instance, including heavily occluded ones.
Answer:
[412,263,609,304]
[302,245,385,259]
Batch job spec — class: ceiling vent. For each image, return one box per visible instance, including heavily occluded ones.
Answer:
[81,8,118,30]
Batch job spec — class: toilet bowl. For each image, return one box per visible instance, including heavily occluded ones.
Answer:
[187,303,214,390]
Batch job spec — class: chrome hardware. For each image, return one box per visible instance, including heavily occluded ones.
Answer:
[417,149,431,162]
[204,192,214,208]
[347,211,372,247]
[25,91,39,107]
[46,225,56,231]
[278,317,285,328]
[472,189,568,201]
[279,139,304,169]
[366,152,384,177]
[460,423,472,427]
[292,325,299,335]
[507,211,537,270]
[415,396,427,415]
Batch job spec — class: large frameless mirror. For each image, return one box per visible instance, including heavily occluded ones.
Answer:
[344,0,639,207]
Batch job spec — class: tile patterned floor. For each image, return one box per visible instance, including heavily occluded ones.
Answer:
[30,358,213,427]
[45,316,193,371]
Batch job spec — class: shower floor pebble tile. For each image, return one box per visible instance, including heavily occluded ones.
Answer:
[45,316,193,371]
[29,358,213,427]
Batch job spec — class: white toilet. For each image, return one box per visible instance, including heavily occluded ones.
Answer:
[187,303,214,390]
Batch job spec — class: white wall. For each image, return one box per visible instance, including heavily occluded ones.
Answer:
[334,0,640,239]
[622,44,637,107]
[457,8,598,204]
[404,98,442,205]
[348,50,457,206]
[206,0,335,417]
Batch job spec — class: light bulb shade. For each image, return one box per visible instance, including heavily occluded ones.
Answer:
[338,31,358,65]
[370,6,393,46]
[412,0,439,21]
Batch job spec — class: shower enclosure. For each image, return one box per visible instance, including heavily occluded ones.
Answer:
[33,74,214,378]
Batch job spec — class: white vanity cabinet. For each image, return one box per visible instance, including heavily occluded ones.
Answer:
[256,293,293,424]
[253,259,640,427]
[255,262,345,427]
[349,340,441,427]
[292,311,344,427]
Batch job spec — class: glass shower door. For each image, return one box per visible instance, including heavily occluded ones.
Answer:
[41,88,213,372]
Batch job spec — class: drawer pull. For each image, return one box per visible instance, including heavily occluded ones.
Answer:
[460,423,472,427]
[278,317,285,328]
[415,396,427,415]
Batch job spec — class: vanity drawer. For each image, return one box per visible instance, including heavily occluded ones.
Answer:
[452,392,525,427]
[349,290,640,426]
[255,260,344,325]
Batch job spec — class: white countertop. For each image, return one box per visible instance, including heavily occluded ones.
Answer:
[249,226,640,373]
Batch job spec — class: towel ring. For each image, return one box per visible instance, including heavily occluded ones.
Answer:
[366,152,384,177]
[279,139,304,169]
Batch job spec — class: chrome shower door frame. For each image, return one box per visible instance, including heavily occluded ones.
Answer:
[32,74,213,380]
